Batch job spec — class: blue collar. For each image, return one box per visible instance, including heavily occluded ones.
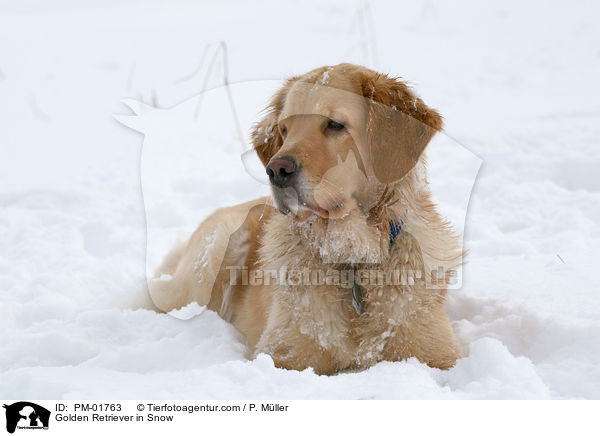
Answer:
[389,208,408,244]
[389,218,403,244]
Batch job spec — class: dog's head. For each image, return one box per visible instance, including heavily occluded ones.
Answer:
[251,63,443,222]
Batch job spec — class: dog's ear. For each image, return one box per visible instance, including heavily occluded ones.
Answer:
[250,111,282,167]
[250,78,297,167]
[361,73,443,184]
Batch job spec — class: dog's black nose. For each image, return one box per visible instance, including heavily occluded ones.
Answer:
[266,157,297,188]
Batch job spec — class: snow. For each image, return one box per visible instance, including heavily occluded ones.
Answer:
[1,0,600,399]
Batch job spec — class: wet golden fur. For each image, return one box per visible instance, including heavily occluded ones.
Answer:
[149,64,463,374]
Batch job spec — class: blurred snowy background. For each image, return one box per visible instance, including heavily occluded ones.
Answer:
[1,0,599,399]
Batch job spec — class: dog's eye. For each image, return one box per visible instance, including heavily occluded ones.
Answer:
[279,125,287,137]
[326,119,345,132]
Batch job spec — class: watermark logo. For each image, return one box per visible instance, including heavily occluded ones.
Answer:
[3,402,50,434]
[115,45,481,318]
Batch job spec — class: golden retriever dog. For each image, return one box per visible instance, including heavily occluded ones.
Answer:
[149,63,463,374]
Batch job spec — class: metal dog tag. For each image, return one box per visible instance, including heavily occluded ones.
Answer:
[352,277,363,315]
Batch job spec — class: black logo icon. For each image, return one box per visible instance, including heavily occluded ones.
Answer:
[3,402,50,434]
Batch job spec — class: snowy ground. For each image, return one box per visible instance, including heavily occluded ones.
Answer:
[1,0,600,399]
